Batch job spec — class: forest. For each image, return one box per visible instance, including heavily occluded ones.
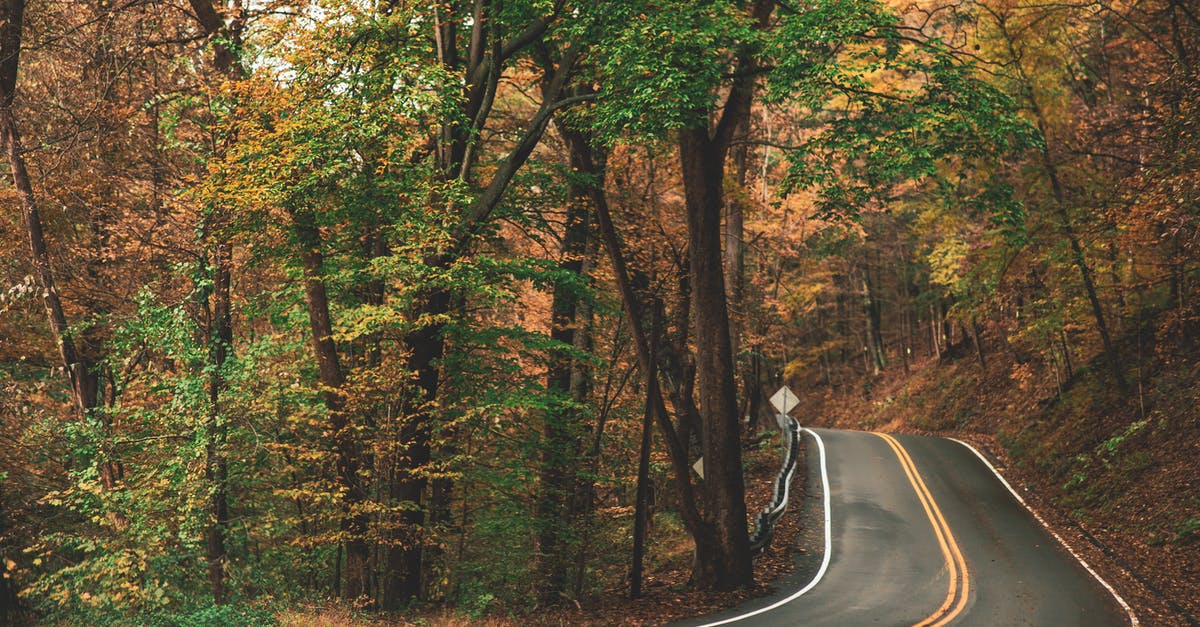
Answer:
[0,0,1196,624]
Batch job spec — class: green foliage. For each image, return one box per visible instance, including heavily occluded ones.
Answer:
[1096,420,1148,459]
[463,590,495,620]
[1174,518,1200,545]
[595,1,759,139]
[149,603,278,627]
[18,270,325,622]
[779,34,1036,224]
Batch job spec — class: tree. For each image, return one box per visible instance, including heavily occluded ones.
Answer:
[1,0,108,477]
[187,0,249,603]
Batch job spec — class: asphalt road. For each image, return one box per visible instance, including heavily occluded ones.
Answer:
[680,428,1133,627]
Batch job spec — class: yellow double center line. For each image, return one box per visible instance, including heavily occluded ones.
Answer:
[876,433,970,627]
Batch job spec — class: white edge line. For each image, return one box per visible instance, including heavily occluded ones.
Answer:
[949,437,1139,627]
[696,427,833,627]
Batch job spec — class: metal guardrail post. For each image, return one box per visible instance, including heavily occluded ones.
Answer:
[750,414,801,556]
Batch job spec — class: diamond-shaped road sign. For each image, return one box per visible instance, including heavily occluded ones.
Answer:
[770,386,799,416]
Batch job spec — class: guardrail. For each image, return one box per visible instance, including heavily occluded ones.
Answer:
[749,414,801,556]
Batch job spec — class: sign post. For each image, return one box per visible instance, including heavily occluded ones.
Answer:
[769,386,800,429]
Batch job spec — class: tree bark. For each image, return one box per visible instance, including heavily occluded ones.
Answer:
[862,270,886,375]
[376,24,584,607]
[1060,329,1074,381]
[630,309,658,599]
[669,0,771,590]
[536,126,593,603]
[291,209,372,602]
[4,0,126,501]
[579,133,711,568]
[189,0,246,602]
[678,128,752,590]
[1,0,108,457]
[203,239,232,605]
[382,288,442,607]
[970,317,986,370]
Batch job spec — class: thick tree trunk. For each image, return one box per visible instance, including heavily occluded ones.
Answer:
[380,284,449,608]
[536,134,592,603]
[652,0,770,590]
[570,316,609,599]
[292,210,371,602]
[678,128,752,590]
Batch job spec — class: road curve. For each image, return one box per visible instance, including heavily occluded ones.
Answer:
[679,428,1131,627]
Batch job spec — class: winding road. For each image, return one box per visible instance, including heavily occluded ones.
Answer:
[681,428,1134,626]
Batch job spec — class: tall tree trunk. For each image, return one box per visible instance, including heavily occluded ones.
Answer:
[564,246,595,576]
[0,476,23,623]
[678,128,752,590]
[291,209,371,602]
[382,290,442,607]
[862,270,886,375]
[536,147,591,603]
[3,0,122,505]
[189,0,246,601]
[1059,329,1074,381]
[2,0,115,488]
[203,239,232,605]
[939,301,952,356]
[969,317,986,370]
[930,304,941,359]
[630,309,658,599]
[570,315,613,599]
[376,24,582,606]
[1054,201,1125,389]
[666,0,773,589]
[1,113,95,410]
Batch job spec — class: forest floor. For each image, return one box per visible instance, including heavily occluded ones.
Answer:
[802,343,1200,626]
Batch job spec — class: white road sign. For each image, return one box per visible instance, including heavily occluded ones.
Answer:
[693,457,704,480]
[770,386,799,415]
